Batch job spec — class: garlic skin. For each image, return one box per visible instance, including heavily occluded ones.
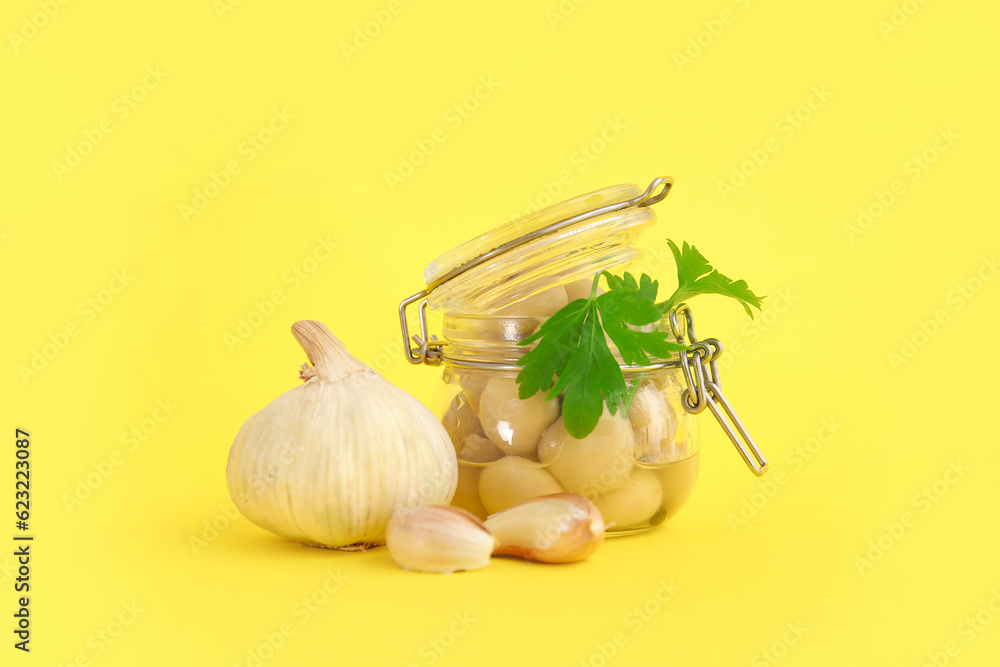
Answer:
[386,506,497,574]
[226,320,457,550]
[485,494,605,564]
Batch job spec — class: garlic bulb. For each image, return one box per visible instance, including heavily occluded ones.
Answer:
[226,320,457,550]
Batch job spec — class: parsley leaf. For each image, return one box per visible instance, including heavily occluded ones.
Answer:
[598,271,686,367]
[516,294,592,400]
[659,240,765,316]
[516,272,685,438]
[515,239,762,439]
[547,305,625,437]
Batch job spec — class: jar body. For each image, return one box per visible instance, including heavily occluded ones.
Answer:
[419,180,696,535]
[439,359,699,535]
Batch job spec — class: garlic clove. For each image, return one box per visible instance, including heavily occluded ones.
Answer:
[628,382,679,463]
[459,432,505,464]
[537,410,635,499]
[484,493,605,564]
[451,465,489,519]
[478,456,564,515]
[478,377,560,458]
[457,371,490,413]
[593,467,663,529]
[442,395,482,452]
[386,506,497,574]
[563,280,594,302]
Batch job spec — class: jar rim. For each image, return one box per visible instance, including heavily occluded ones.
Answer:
[439,357,683,373]
[439,311,685,372]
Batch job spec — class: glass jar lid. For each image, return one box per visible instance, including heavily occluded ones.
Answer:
[422,178,673,314]
[399,177,673,366]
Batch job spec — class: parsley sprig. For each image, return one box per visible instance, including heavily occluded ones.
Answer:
[516,239,764,439]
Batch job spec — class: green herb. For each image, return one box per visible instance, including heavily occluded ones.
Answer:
[516,239,763,439]
[658,240,764,316]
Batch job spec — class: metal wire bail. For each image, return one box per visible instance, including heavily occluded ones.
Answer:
[669,304,768,476]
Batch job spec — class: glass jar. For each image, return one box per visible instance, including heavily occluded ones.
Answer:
[399,177,766,536]
[437,312,700,535]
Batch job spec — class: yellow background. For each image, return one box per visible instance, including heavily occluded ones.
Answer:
[2,0,999,665]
